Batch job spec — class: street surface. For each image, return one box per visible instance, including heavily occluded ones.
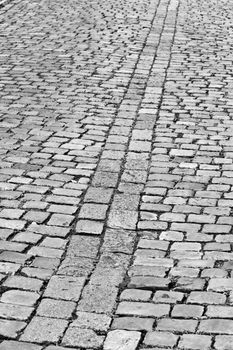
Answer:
[0,0,233,348]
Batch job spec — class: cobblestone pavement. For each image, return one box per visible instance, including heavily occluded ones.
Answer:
[1,0,233,348]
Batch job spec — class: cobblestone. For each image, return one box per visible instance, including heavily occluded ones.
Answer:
[44,275,85,301]
[21,316,68,343]
[178,334,212,349]
[62,328,105,348]
[0,319,26,338]
[144,331,178,347]
[104,330,141,350]
[112,316,154,331]
[116,301,170,317]
[0,341,42,350]
[0,0,232,346]
[0,302,33,321]
[36,298,75,319]
[74,311,111,331]
[1,290,40,306]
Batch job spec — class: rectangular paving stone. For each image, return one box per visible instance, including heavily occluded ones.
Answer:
[0,341,42,350]
[92,171,118,187]
[73,312,111,332]
[0,218,26,230]
[157,318,198,333]
[133,256,173,267]
[0,319,26,338]
[48,204,77,214]
[206,306,233,318]
[0,208,24,219]
[214,335,233,350]
[138,239,169,250]
[153,291,184,304]
[0,262,21,274]
[120,289,152,302]
[3,276,43,291]
[58,255,94,277]
[101,228,136,254]
[112,317,154,331]
[21,316,68,343]
[208,278,233,292]
[28,223,70,237]
[1,290,40,307]
[111,194,140,211]
[47,213,74,226]
[44,275,85,301]
[0,229,13,240]
[138,221,168,230]
[13,232,42,244]
[178,334,212,350]
[170,149,195,157]
[108,210,138,229]
[128,276,170,290]
[116,302,170,317]
[77,283,118,314]
[66,235,100,258]
[31,257,60,270]
[78,203,108,220]
[90,253,129,286]
[37,299,76,319]
[104,330,141,350]
[144,331,178,348]
[84,187,113,203]
[62,328,104,348]
[76,219,104,235]
[172,304,204,318]
[198,319,233,334]
[21,267,53,280]
[23,211,49,223]
[28,246,63,259]
[0,303,33,321]
[41,237,67,249]
[174,277,205,292]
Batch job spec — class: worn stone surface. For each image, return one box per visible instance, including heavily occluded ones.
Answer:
[0,0,233,347]
[112,317,154,331]
[62,328,104,348]
[77,283,119,314]
[0,341,42,350]
[44,276,85,301]
[104,330,141,350]
[178,334,212,349]
[20,317,68,343]
[0,319,26,338]
[0,290,40,307]
[0,303,33,321]
[73,312,111,331]
[144,331,179,347]
[36,299,76,319]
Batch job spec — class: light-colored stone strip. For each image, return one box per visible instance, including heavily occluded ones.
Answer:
[103,0,180,348]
